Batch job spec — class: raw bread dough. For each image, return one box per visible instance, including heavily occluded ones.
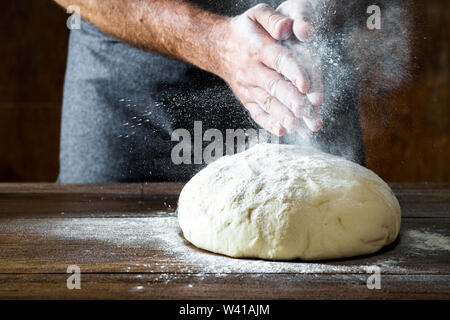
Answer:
[178,143,401,260]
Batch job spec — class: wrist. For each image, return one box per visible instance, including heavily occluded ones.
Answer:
[204,15,232,79]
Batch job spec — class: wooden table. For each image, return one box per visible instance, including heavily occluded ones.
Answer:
[0,183,449,299]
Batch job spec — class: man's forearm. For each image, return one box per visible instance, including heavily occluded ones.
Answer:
[55,0,325,135]
[54,0,228,74]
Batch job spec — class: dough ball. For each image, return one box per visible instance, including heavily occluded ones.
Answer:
[178,143,401,260]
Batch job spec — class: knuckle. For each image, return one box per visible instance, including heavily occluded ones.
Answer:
[238,86,250,100]
[257,41,271,59]
[267,12,282,25]
[267,16,284,38]
[262,95,275,112]
[274,51,286,72]
[287,84,301,100]
[249,107,263,122]
[254,113,264,123]
[235,70,246,83]
[266,77,282,96]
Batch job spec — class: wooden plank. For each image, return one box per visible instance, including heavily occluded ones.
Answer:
[390,183,450,218]
[0,183,143,195]
[0,194,177,218]
[390,182,450,191]
[142,182,185,196]
[1,182,447,195]
[0,184,179,218]
[0,182,184,196]
[0,183,448,218]
[0,216,448,275]
[0,273,448,300]
[0,183,448,300]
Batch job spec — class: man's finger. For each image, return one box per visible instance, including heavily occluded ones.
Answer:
[253,64,306,117]
[306,58,324,106]
[248,3,293,41]
[302,107,323,131]
[277,0,313,41]
[245,102,285,136]
[260,42,310,94]
[247,86,299,133]
[286,41,324,107]
[295,118,313,138]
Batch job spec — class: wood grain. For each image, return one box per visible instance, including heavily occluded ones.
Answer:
[0,183,449,299]
[1,274,448,300]
[0,217,448,275]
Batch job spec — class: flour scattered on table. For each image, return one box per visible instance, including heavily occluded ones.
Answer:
[406,229,450,252]
[4,216,406,274]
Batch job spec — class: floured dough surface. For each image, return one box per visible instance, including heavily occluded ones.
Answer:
[178,143,401,260]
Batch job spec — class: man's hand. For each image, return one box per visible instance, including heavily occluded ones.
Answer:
[277,0,324,124]
[213,2,323,136]
[53,0,323,136]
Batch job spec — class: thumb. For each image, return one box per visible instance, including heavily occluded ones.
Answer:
[247,3,294,41]
[277,0,313,41]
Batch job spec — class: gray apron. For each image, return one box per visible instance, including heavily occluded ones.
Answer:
[58,0,365,183]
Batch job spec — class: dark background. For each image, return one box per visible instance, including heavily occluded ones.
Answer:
[0,0,448,182]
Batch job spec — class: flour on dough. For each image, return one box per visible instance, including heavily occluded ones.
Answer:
[178,143,401,260]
